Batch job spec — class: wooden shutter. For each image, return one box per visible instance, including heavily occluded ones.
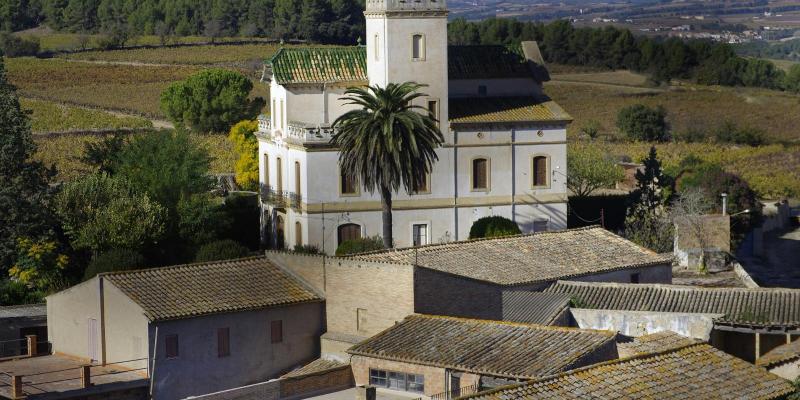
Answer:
[341,172,357,194]
[338,224,361,244]
[271,320,283,344]
[533,156,548,187]
[217,328,230,357]
[294,161,301,198]
[276,157,283,192]
[473,159,487,189]
[165,335,178,358]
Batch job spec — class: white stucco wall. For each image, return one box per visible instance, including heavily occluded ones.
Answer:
[768,359,800,381]
[46,277,103,361]
[104,281,150,370]
[570,309,722,341]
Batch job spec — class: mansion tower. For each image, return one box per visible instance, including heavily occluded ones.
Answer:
[258,0,572,254]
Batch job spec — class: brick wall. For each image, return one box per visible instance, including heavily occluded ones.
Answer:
[265,251,327,294]
[351,355,447,396]
[280,366,353,398]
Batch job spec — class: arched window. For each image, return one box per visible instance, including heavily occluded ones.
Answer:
[338,223,361,245]
[276,157,283,192]
[472,158,489,191]
[532,155,549,188]
[412,34,425,60]
[294,161,301,198]
[295,221,302,248]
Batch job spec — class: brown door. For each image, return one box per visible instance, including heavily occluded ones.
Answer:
[337,224,361,245]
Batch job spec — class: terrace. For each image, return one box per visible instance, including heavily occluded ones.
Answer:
[257,115,337,145]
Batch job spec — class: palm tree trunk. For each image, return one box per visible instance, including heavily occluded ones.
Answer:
[381,185,393,248]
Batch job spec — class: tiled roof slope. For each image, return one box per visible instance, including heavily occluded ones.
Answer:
[546,280,800,328]
[0,303,46,319]
[617,331,701,358]
[449,97,571,124]
[350,227,672,286]
[270,47,367,84]
[756,339,800,368]
[281,358,348,378]
[464,343,793,400]
[348,314,616,379]
[501,291,571,325]
[103,257,321,322]
[269,45,549,84]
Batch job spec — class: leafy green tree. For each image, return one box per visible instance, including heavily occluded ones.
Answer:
[785,64,800,94]
[616,104,669,142]
[80,133,127,174]
[83,248,146,280]
[331,83,444,248]
[160,69,265,133]
[228,120,259,191]
[0,56,55,273]
[177,194,231,247]
[8,237,69,293]
[54,174,166,254]
[114,130,214,213]
[567,144,624,197]
[469,216,521,239]
[194,239,250,262]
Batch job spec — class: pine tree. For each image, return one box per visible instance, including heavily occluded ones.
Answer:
[0,56,56,272]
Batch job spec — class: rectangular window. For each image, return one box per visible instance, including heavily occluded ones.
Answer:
[413,224,428,247]
[276,157,283,193]
[406,374,425,393]
[412,34,425,60]
[532,156,548,187]
[294,161,301,198]
[472,158,489,190]
[427,100,439,126]
[374,34,380,61]
[631,273,641,284]
[369,369,388,387]
[270,320,283,344]
[388,371,405,390]
[217,328,230,358]
[279,99,284,130]
[165,334,179,359]
[340,171,358,195]
[369,369,424,394]
[263,154,269,186]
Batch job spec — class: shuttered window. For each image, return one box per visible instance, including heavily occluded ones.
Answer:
[295,222,302,247]
[217,328,230,358]
[338,224,361,244]
[294,161,301,198]
[276,157,283,192]
[165,335,179,359]
[271,320,283,344]
[533,156,548,187]
[340,172,357,195]
[472,158,488,190]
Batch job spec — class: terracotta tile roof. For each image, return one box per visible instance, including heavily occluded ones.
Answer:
[448,45,547,81]
[102,257,321,322]
[617,331,701,358]
[348,314,616,379]
[0,303,46,319]
[350,227,672,286]
[449,97,571,124]
[269,47,368,84]
[500,291,571,325]
[269,45,549,85]
[546,280,800,328]
[464,342,793,400]
[756,339,800,368]
[281,358,348,378]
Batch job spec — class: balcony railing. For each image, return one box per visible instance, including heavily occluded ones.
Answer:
[257,114,337,145]
[258,114,271,132]
[366,0,447,12]
[260,185,302,211]
[415,384,480,400]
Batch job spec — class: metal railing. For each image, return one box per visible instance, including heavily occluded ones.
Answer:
[0,337,50,360]
[260,185,302,211]
[417,384,481,400]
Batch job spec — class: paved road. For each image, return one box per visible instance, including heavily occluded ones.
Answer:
[740,225,800,288]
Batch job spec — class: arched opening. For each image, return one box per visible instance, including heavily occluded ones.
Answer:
[338,223,361,245]
[275,216,285,249]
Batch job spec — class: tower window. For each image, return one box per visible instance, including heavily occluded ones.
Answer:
[472,158,489,191]
[276,157,283,193]
[532,155,549,188]
[295,221,302,248]
[294,161,301,198]
[412,34,425,60]
[340,170,359,196]
[427,99,439,126]
[374,34,380,61]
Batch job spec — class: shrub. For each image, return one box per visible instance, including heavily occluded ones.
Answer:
[580,119,601,140]
[160,69,265,133]
[713,121,766,146]
[616,104,669,142]
[228,120,259,191]
[83,249,146,280]
[469,216,522,239]
[335,236,385,256]
[294,245,321,254]
[0,33,40,57]
[194,239,251,262]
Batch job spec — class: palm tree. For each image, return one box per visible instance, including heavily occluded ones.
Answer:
[331,82,444,249]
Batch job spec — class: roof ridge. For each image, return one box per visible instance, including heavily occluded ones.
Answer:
[412,314,616,336]
[551,279,800,293]
[100,255,266,278]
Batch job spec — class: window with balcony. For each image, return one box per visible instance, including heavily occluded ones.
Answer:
[412,34,425,60]
[532,155,549,188]
[471,158,489,191]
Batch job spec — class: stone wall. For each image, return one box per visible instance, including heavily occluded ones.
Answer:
[265,252,327,294]
[280,365,353,398]
[351,355,448,396]
[570,309,720,340]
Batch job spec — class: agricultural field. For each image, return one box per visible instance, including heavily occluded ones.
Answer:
[767,58,799,72]
[61,43,284,66]
[579,141,800,199]
[21,98,152,133]
[34,132,235,182]
[546,72,800,143]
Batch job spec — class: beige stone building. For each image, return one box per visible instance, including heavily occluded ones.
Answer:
[347,314,617,397]
[46,257,324,400]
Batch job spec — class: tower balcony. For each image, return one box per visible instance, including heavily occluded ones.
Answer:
[366,0,447,12]
[257,115,337,145]
[260,184,303,211]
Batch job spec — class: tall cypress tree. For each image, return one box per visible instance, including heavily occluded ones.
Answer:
[0,55,55,272]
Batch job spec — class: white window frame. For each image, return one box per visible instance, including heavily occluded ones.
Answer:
[410,222,431,247]
[531,154,551,189]
[470,156,491,192]
[411,33,426,61]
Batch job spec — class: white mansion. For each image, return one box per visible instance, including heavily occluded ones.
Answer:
[257,0,572,254]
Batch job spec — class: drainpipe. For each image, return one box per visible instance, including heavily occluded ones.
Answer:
[98,276,107,365]
[510,127,516,224]
[322,82,328,125]
[721,193,728,216]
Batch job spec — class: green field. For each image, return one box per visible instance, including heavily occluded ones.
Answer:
[61,43,284,65]
[21,98,152,133]
[547,71,800,143]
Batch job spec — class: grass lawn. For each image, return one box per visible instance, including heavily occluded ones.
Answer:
[21,98,152,133]
[34,132,235,182]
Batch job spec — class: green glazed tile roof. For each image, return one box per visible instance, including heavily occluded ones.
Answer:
[270,47,368,84]
[269,45,549,84]
[464,342,794,400]
[449,96,571,124]
[348,314,616,379]
[103,256,321,322]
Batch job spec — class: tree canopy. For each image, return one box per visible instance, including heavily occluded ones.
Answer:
[567,143,624,197]
[616,104,669,142]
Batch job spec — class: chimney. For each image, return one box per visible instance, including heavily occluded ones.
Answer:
[356,385,376,400]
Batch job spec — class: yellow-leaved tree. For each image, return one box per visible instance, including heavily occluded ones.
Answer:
[228,120,259,191]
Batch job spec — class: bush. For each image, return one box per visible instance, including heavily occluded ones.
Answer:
[469,216,522,239]
[0,33,40,57]
[194,239,251,262]
[616,104,669,142]
[160,69,265,133]
[228,120,259,191]
[83,249,147,280]
[294,244,321,254]
[335,236,384,256]
[713,121,766,146]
